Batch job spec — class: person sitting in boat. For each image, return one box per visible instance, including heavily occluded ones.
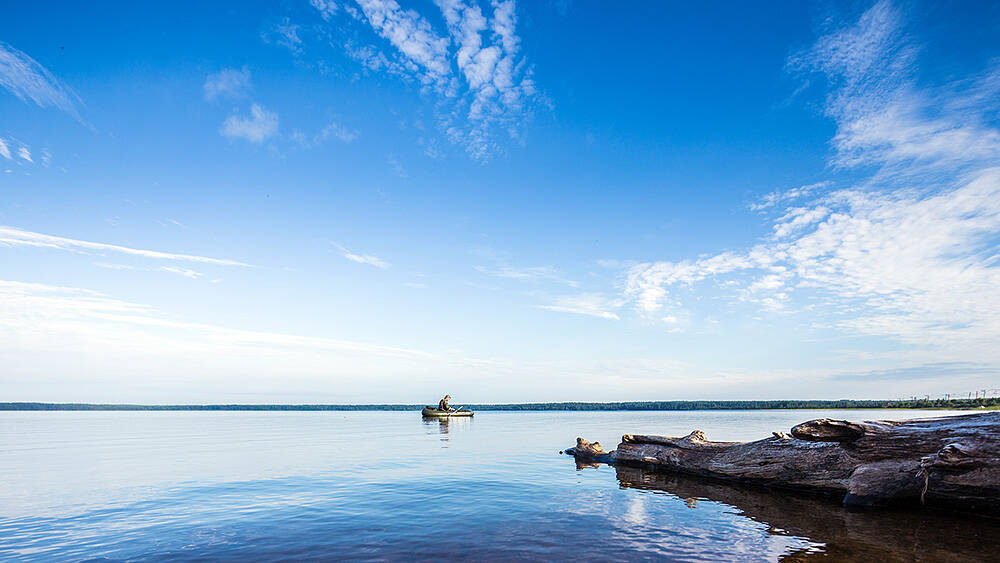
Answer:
[438,394,454,412]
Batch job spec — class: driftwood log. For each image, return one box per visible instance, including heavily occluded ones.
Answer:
[564,412,1000,514]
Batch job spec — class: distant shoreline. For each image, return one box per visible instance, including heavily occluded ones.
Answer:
[2,399,997,411]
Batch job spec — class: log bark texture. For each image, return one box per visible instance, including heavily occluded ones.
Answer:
[565,411,1000,514]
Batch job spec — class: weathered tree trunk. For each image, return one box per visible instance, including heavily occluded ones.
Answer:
[564,412,1000,514]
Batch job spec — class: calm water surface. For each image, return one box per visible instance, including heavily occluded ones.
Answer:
[0,410,996,561]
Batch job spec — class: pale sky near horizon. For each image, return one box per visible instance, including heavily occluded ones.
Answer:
[1,0,999,403]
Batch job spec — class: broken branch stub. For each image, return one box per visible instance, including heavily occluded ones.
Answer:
[790,419,867,442]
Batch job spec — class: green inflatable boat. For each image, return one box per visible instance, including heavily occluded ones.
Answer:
[421,406,474,417]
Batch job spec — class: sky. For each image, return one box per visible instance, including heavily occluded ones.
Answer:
[1,0,999,404]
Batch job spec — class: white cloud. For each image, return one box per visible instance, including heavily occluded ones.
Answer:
[625,252,755,314]
[205,69,286,147]
[434,0,538,161]
[311,0,540,162]
[93,262,136,270]
[0,225,252,267]
[387,154,407,177]
[475,264,579,287]
[319,121,360,143]
[262,18,303,54]
[751,182,829,211]
[220,104,279,143]
[204,67,252,101]
[0,41,83,118]
[0,137,38,166]
[343,42,409,77]
[310,0,340,20]
[3,278,991,401]
[159,266,204,279]
[334,243,390,268]
[0,279,438,364]
[627,171,1000,354]
[772,206,830,238]
[622,1,1000,365]
[156,218,187,229]
[355,0,451,79]
[291,122,359,148]
[418,136,445,159]
[539,293,622,320]
[0,279,751,402]
[788,0,1000,172]
[595,259,637,269]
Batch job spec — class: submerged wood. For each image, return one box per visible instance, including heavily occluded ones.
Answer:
[564,412,1000,514]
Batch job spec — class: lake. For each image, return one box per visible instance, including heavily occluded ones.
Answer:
[0,410,996,561]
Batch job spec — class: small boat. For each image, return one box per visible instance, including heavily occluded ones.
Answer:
[421,406,474,417]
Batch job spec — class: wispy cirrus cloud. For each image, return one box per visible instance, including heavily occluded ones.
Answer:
[787,0,1000,172]
[307,0,541,162]
[93,262,136,271]
[0,226,252,267]
[538,293,622,320]
[94,261,214,281]
[0,138,38,166]
[0,279,438,363]
[334,242,390,268]
[0,42,72,169]
[831,362,1000,382]
[622,0,1000,364]
[0,41,83,119]
[0,278,792,401]
[159,266,204,279]
[475,264,579,287]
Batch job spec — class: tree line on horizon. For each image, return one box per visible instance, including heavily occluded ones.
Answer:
[2,398,998,411]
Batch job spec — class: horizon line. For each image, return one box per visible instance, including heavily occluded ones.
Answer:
[2,398,993,412]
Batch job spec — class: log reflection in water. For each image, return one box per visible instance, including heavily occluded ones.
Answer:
[614,465,1000,562]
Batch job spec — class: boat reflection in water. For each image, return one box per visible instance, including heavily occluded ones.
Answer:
[421,414,472,443]
[601,463,999,561]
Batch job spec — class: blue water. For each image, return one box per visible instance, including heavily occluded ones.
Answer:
[0,410,995,561]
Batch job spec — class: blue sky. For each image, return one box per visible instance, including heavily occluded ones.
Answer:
[1,0,998,403]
